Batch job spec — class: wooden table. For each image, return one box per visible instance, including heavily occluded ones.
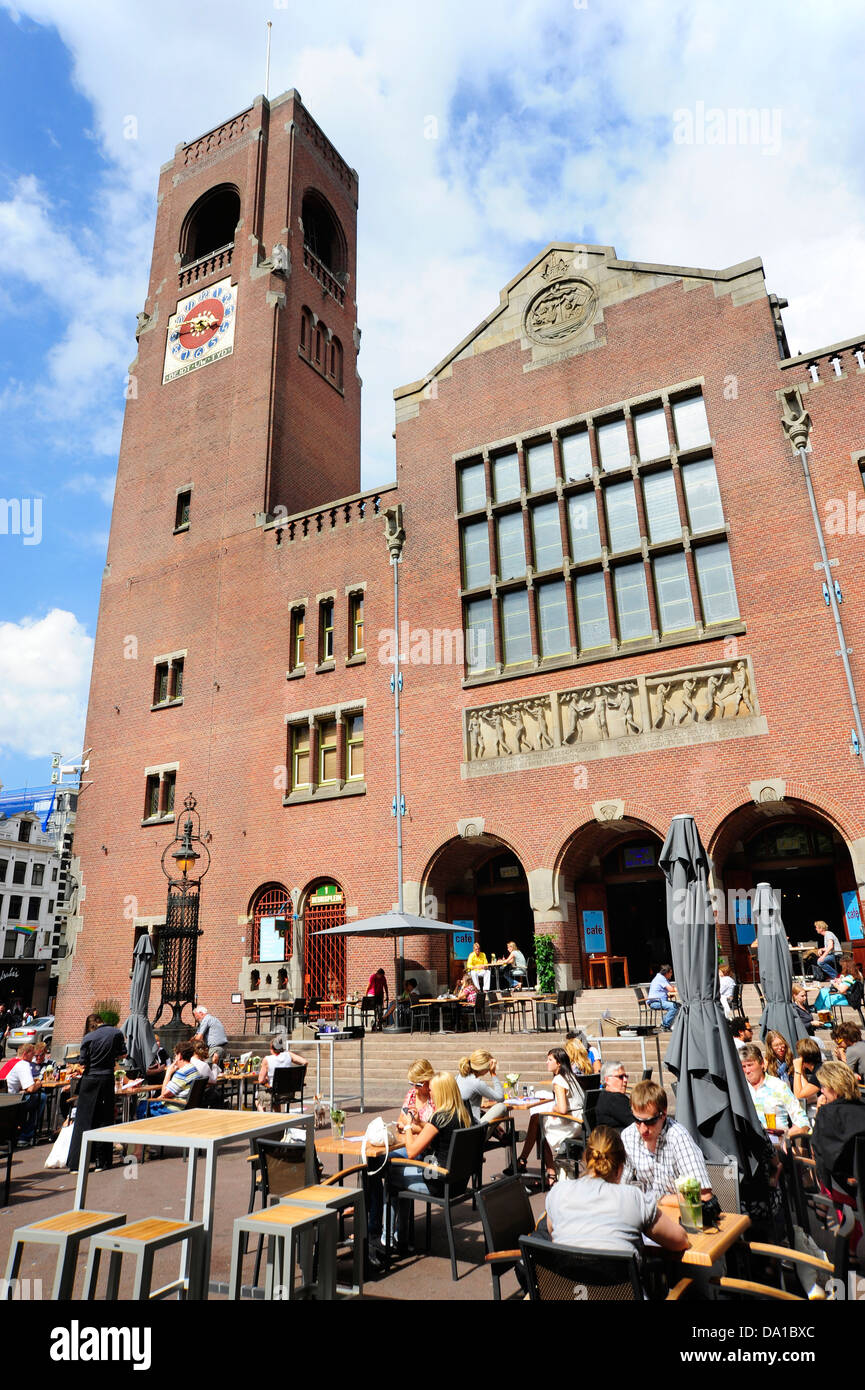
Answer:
[216,1070,258,1109]
[658,1195,751,1268]
[587,953,630,988]
[74,1107,314,1297]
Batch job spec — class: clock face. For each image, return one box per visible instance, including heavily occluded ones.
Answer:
[162,276,237,384]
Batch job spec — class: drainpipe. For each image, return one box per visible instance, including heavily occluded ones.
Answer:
[384,506,407,980]
[781,387,865,764]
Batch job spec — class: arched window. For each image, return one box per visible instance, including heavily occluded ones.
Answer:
[249,881,293,961]
[329,336,343,388]
[180,184,240,266]
[302,880,346,1003]
[300,306,314,357]
[314,324,323,366]
[301,190,346,277]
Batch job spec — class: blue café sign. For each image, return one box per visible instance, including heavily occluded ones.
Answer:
[842,890,864,941]
[452,922,475,959]
[582,910,607,954]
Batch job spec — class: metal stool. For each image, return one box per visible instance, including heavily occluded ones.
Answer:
[83,1217,205,1300]
[5,1210,125,1300]
[229,1203,338,1300]
[286,1183,366,1296]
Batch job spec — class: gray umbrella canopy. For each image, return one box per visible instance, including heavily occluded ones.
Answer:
[122,934,158,1070]
[755,882,809,1044]
[660,815,765,1175]
[312,911,468,991]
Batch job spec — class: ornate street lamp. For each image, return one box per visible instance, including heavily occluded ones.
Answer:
[154,792,210,1031]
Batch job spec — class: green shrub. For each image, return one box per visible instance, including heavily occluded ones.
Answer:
[534,934,556,994]
[93,998,122,1027]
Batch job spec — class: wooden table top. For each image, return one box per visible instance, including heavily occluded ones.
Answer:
[504,1096,549,1110]
[82,1108,309,1144]
[316,1131,388,1159]
[658,1196,751,1268]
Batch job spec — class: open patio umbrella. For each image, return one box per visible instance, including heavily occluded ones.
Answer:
[660,814,765,1176]
[122,933,158,1070]
[755,881,809,1044]
[312,911,469,992]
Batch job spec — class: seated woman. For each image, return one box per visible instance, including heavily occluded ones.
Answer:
[764,1030,794,1087]
[398,1058,437,1130]
[811,1060,865,1196]
[375,1071,471,1255]
[565,1031,600,1076]
[496,941,528,991]
[718,964,737,1020]
[545,1125,689,1259]
[792,1036,823,1113]
[791,985,815,1036]
[455,972,478,1005]
[457,1048,506,1124]
[814,957,858,1013]
[507,1047,584,1182]
[255,1034,309,1111]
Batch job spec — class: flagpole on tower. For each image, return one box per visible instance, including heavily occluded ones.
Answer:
[265,20,272,100]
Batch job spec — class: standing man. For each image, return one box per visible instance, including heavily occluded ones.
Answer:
[67,1012,126,1171]
[812,921,842,982]
[647,964,679,1031]
[192,1005,228,1062]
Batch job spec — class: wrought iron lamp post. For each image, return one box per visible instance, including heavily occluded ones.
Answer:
[154,793,210,1043]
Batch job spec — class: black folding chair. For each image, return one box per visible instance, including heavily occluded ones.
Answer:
[386,1124,488,1280]
[269,1064,306,1113]
[476,1177,535,1299]
[518,1234,691,1301]
[0,1096,24,1206]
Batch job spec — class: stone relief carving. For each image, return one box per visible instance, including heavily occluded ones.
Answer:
[524,278,598,345]
[464,658,760,766]
[541,253,572,282]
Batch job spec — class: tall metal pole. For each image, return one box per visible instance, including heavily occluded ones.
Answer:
[384,506,407,990]
[782,388,865,764]
[264,21,272,100]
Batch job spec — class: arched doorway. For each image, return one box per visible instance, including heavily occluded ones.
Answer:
[424,835,533,988]
[248,882,292,993]
[557,818,667,986]
[711,802,862,979]
[302,879,346,1002]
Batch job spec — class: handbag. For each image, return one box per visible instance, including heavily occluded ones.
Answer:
[361,1115,399,1173]
[44,1122,73,1170]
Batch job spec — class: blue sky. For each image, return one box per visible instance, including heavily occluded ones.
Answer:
[1,0,864,792]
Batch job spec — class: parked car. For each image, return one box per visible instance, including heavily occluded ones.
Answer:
[6,1015,54,1050]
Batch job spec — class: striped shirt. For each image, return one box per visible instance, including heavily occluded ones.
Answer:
[622,1118,710,1198]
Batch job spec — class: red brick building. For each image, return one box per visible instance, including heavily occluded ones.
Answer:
[56,90,865,1040]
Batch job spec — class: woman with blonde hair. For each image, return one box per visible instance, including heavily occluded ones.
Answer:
[457,1048,506,1123]
[398,1058,436,1130]
[376,1071,471,1251]
[764,1030,794,1086]
[545,1126,688,1256]
[811,1060,865,1193]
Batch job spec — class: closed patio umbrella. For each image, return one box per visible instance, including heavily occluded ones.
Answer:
[660,814,764,1175]
[755,881,809,1044]
[122,933,158,1071]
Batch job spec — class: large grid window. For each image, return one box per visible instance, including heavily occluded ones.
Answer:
[497,512,525,580]
[287,713,366,797]
[457,386,738,676]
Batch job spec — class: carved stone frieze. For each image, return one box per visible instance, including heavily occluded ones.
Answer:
[462,657,766,778]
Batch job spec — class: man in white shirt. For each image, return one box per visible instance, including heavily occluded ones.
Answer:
[813,922,842,981]
[5,1044,44,1144]
[621,1080,710,1199]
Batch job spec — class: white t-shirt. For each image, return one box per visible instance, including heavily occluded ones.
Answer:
[546,1176,659,1258]
[6,1060,35,1094]
[265,1050,298,1082]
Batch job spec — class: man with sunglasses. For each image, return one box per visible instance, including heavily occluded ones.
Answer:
[594,1061,634,1132]
[621,1080,710,1199]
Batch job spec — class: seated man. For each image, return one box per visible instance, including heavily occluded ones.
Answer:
[832,1021,865,1081]
[593,1061,633,1132]
[383,978,420,1027]
[739,1044,810,1137]
[647,964,679,1030]
[730,1016,753,1051]
[255,1033,309,1111]
[138,1040,200,1117]
[5,1043,45,1144]
[621,1080,710,1200]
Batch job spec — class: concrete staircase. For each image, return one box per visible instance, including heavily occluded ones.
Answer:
[227,986,764,1111]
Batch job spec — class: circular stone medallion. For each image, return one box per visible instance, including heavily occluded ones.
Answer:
[524,277,598,344]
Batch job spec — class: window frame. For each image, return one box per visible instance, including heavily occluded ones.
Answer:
[349,592,365,657]
[319,598,335,664]
[174,488,192,532]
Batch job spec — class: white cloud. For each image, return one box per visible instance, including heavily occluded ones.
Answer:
[0,609,93,759]
[1,0,864,492]
[62,472,115,507]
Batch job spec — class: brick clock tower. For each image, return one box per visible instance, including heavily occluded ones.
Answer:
[57,91,368,1036]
